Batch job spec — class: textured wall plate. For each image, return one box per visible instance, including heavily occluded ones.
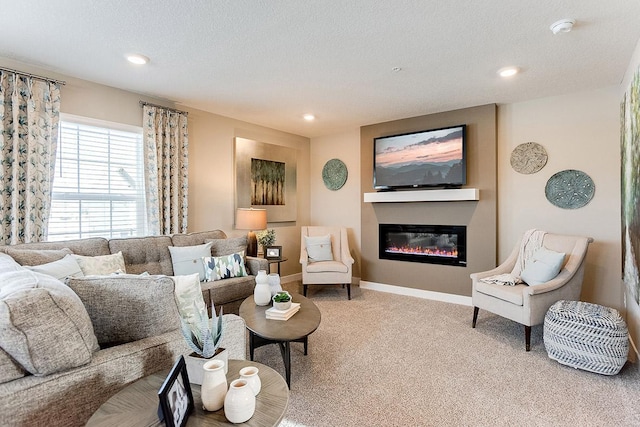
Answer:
[545,169,595,209]
[510,142,548,174]
[322,158,348,190]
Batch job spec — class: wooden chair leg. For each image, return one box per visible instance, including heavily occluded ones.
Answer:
[472,307,479,328]
[525,325,531,351]
[346,283,351,300]
[303,284,308,297]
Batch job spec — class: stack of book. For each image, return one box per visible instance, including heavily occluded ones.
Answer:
[265,302,301,321]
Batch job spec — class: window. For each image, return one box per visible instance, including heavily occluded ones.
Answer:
[47,115,148,241]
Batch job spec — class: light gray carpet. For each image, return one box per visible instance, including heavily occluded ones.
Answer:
[250,283,640,427]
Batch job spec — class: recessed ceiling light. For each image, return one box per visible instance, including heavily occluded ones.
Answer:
[498,67,520,78]
[550,19,575,35]
[303,114,315,121]
[126,54,149,65]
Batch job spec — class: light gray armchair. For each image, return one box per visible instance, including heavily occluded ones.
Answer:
[300,226,354,299]
[471,232,593,351]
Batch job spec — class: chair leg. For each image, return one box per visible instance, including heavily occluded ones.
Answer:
[472,307,479,328]
[303,284,308,297]
[346,283,351,300]
[525,325,531,351]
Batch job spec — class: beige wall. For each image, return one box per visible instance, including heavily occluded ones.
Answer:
[0,58,310,277]
[497,87,621,309]
[308,129,361,278]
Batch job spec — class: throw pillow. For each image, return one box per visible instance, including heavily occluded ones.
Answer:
[66,275,180,347]
[173,273,207,325]
[520,247,566,286]
[205,236,248,257]
[0,269,99,376]
[305,234,333,262]
[0,252,23,273]
[2,247,73,267]
[168,243,212,281]
[25,254,85,281]
[203,251,248,281]
[73,251,126,275]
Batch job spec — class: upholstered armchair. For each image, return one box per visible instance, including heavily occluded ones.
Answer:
[471,231,593,351]
[300,226,354,299]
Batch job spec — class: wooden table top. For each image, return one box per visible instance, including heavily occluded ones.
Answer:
[239,293,321,341]
[86,359,289,427]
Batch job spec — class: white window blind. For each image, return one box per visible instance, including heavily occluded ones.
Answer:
[47,116,148,241]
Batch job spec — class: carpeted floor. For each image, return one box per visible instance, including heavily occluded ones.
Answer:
[249,282,640,427]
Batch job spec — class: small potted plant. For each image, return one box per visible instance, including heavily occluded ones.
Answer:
[256,229,276,255]
[272,291,292,310]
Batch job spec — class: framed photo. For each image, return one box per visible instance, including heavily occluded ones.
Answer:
[158,356,194,427]
[265,245,282,260]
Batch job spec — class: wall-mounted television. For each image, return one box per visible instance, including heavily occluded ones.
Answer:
[373,124,466,190]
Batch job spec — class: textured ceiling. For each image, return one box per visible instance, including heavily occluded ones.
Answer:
[1,1,639,138]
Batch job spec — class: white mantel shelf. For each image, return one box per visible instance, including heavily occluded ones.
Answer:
[363,188,479,203]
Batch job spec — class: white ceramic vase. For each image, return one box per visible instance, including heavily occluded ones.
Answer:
[239,366,261,396]
[254,270,271,306]
[267,273,283,296]
[201,359,227,412]
[224,378,256,423]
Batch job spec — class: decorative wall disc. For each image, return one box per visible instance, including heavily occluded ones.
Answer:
[510,142,548,174]
[545,169,595,209]
[322,158,348,190]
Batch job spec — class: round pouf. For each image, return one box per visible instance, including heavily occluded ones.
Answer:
[543,300,629,375]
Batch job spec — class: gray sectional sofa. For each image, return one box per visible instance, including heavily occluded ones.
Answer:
[0,230,261,426]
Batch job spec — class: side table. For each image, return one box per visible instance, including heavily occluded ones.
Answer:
[86,359,289,426]
[266,256,288,275]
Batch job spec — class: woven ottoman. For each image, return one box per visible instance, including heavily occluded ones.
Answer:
[543,300,629,375]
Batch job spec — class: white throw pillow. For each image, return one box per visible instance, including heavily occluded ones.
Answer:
[26,254,85,281]
[168,243,213,282]
[520,247,565,286]
[172,273,207,324]
[72,252,126,276]
[305,234,333,262]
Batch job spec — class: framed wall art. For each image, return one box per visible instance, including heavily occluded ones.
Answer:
[235,137,297,222]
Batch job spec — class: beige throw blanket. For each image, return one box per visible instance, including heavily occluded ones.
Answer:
[480,229,546,286]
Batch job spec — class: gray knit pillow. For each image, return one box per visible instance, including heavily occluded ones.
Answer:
[0,270,99,376]
[66,275,180,347]
[2,247,73,266]
[205,236,248,257]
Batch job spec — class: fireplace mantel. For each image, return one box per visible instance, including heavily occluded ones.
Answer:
[363,188,479,203]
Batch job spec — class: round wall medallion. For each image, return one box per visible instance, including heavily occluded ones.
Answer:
[510,142,548,174]
[545,169,595,209]
[322,158,348,191]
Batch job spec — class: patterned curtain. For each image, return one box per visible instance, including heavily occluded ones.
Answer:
[0,71,61,244]
[143,105,189,235]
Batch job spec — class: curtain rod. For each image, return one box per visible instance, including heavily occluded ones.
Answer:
[139,100,188,116]
[0,66,66,85]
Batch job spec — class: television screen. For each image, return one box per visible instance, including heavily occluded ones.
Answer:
[373,124,466,190]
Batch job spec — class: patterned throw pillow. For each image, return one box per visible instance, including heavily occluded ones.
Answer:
[72,251,126,275]
[203,251,248,281]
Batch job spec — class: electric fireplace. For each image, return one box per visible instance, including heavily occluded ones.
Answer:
[379,224,467,267]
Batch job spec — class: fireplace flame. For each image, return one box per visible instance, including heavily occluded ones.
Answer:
[385,245,458,258]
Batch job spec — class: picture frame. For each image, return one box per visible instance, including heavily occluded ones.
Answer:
[158,356,194,427]
[235,137,297,222]
[265,245,282,260]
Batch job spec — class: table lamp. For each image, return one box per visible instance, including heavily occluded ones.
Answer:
[235,208,267,257]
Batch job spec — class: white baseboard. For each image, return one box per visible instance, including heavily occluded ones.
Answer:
[359,280,472,306]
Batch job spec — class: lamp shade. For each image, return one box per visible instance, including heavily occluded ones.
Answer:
[235,208,267,230]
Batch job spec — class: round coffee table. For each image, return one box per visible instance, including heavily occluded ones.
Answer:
[86,359,288,426]
[239,293,321,388]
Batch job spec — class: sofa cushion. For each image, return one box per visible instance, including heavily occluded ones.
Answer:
[1,247,73,266]
[203,252,248,281]
[171,230,227,247]
[25,254,85,281]
[0,346,26,383]
[66,275,180,347]
[0,237,110,257]
[73,252,126,275]
[168,243,212,281]
[0,270,99,376]
[109,235,174,275]
[205,236,248,257]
